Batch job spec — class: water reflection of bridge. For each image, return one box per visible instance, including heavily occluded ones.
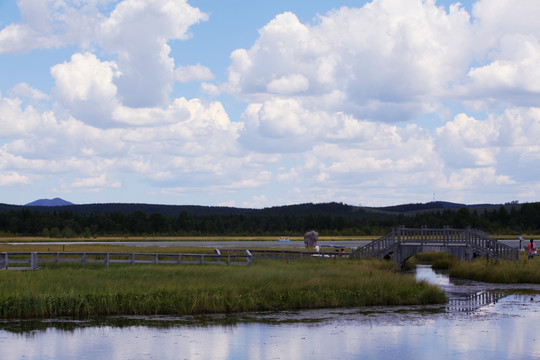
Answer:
[353,227,518,268]
[446,291,506,312]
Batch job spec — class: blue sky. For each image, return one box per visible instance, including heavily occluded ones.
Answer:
[1,0,539,208]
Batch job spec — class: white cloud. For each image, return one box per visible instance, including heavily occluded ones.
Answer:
[51,52,120,127]
[0,23,52,53]
[435,113,499,168]
[3,0,540,207]
[224,1,474,121]
[9,83,50,102]
[242,195,269,209]
[175,64,214,83]
[472,0,540,42]
[0,96,45,138]
[68,174,122,192]
[1,0,209,107]
[440,168,515,191]
[99,0,208,107]
[461,34,540,107]
[0,92,249,197]
[0,171,31,186]
[435,108,540,177]
[201,82,221,95]
[267,74,309,94]
[0,0,107,53]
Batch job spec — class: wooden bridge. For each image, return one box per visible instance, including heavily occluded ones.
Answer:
[353,227,518,268]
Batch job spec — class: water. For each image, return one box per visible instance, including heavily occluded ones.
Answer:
[2,266,540,360]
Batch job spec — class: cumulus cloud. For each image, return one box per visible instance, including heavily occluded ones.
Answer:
[460,34,540,107]
[1,0,209,107]
[435,113,500,168]
[224,2,474,122]
[2,0,540,206]
[0,94,247,193]
[0,0,107,53]
[98,0,208,107]
[0,96,45,138]
[51,52,120,127]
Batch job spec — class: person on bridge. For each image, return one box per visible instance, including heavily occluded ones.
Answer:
[527,239,537,259]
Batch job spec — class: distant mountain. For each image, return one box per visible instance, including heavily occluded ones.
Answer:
[25,198,74,206]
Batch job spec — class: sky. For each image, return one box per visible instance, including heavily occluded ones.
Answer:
[1,0,539,208]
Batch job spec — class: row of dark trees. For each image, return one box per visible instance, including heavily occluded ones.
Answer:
[1,202,540,238]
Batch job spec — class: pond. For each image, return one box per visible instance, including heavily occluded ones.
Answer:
[2,266,540,359]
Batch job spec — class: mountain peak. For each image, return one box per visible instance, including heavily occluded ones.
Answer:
[25,198,74,206]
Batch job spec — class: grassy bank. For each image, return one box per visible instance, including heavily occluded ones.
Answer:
[0,259,446,319]
[449,253,540,283]
[407,252,458,270]
[409,251,540,284]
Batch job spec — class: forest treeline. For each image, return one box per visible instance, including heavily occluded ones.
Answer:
[1,202,540,237]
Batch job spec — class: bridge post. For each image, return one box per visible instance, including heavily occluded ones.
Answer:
[31,252,39,270]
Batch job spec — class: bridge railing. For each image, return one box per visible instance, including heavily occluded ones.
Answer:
[217,248,351,260]
[466,229,518,261]
[354,230,398,259]
[0,251,253,270]
[394,227,475,245]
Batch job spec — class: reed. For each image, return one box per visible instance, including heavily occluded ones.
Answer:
[449,253,540,283]
[0,259,446,318]
[407,251,540,283]
[407,252,458,270]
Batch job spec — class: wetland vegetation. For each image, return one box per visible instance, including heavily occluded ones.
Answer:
[0,258,446,319]
[409,251,540,284]
[3,241,540,320]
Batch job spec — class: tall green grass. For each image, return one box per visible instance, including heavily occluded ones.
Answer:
[407,252,459,270]
[449,254,540,283]
[408,251,540,284]
[0,259,446,318]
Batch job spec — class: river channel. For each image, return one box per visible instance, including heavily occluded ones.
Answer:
[2,265,540,359]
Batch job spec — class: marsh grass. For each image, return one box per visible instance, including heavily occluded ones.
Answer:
[0,259,446,318]
[407,252,459,270]
[407,251,540,283]
[449,252,540,283]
